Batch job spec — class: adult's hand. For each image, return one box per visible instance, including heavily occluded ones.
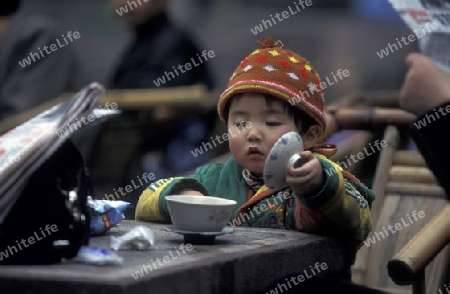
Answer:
[399,53,450,116]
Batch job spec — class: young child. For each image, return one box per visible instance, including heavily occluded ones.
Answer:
[135,36,375,280]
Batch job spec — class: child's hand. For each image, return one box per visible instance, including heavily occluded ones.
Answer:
[286,151,324,195]
[179,190,204,196]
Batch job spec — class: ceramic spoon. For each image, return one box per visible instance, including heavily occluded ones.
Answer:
[263,131,305,191]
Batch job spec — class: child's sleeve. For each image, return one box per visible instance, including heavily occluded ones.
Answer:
[135,171,210,222]
[293,154,375,250]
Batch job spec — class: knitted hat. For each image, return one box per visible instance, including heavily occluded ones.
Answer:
[218,37,326,136]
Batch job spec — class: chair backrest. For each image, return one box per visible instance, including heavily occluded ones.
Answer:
[352,125,449,293]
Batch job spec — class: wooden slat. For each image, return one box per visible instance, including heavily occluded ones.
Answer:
[389,166,437,184]
[354,126,399,286]
[387,182,445,198]
[320,107,416,142]
[332,107,416,131]
[371,126,400,223]
[393,151,426,167]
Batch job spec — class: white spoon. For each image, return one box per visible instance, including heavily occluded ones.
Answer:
[263,131,305,191]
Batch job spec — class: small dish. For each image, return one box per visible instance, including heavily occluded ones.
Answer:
[163,225,234,245]
[264,131,304,191]
[165,195,236,232]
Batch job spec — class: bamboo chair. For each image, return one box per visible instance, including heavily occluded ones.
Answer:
[319,102,449,293]
[325,117,448,293]
[358,131,449,294]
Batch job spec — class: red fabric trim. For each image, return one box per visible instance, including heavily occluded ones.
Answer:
[342,170,361,184]
[294,202,327,232]
[233,188,275,222]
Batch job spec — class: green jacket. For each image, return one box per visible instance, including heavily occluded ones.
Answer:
[136,153,374,251]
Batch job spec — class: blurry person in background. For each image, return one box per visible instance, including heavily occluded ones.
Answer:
[109,0,215,88]
[0,0,86,122]
[107,0,216,179]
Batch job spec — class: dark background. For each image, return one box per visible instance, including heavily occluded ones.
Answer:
[19,0,417,105]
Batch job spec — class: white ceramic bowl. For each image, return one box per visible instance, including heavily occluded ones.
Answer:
[165,195,237,232]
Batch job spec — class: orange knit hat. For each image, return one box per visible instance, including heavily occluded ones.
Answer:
[217,37,326,136]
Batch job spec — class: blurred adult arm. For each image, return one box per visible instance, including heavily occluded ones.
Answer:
[399,53,450,200]
[399,53,450,116]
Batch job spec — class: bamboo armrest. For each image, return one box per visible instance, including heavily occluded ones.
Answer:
[387,204,450,285]
[319,107,416,142]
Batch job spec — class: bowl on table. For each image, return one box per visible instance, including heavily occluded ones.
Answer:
[164,195,237,244]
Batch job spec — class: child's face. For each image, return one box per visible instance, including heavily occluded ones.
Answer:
[227,93,318,175]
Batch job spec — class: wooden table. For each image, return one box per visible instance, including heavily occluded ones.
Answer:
[0,220,345,294]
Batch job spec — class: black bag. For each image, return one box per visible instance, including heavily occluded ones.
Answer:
[0,139,90,264]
